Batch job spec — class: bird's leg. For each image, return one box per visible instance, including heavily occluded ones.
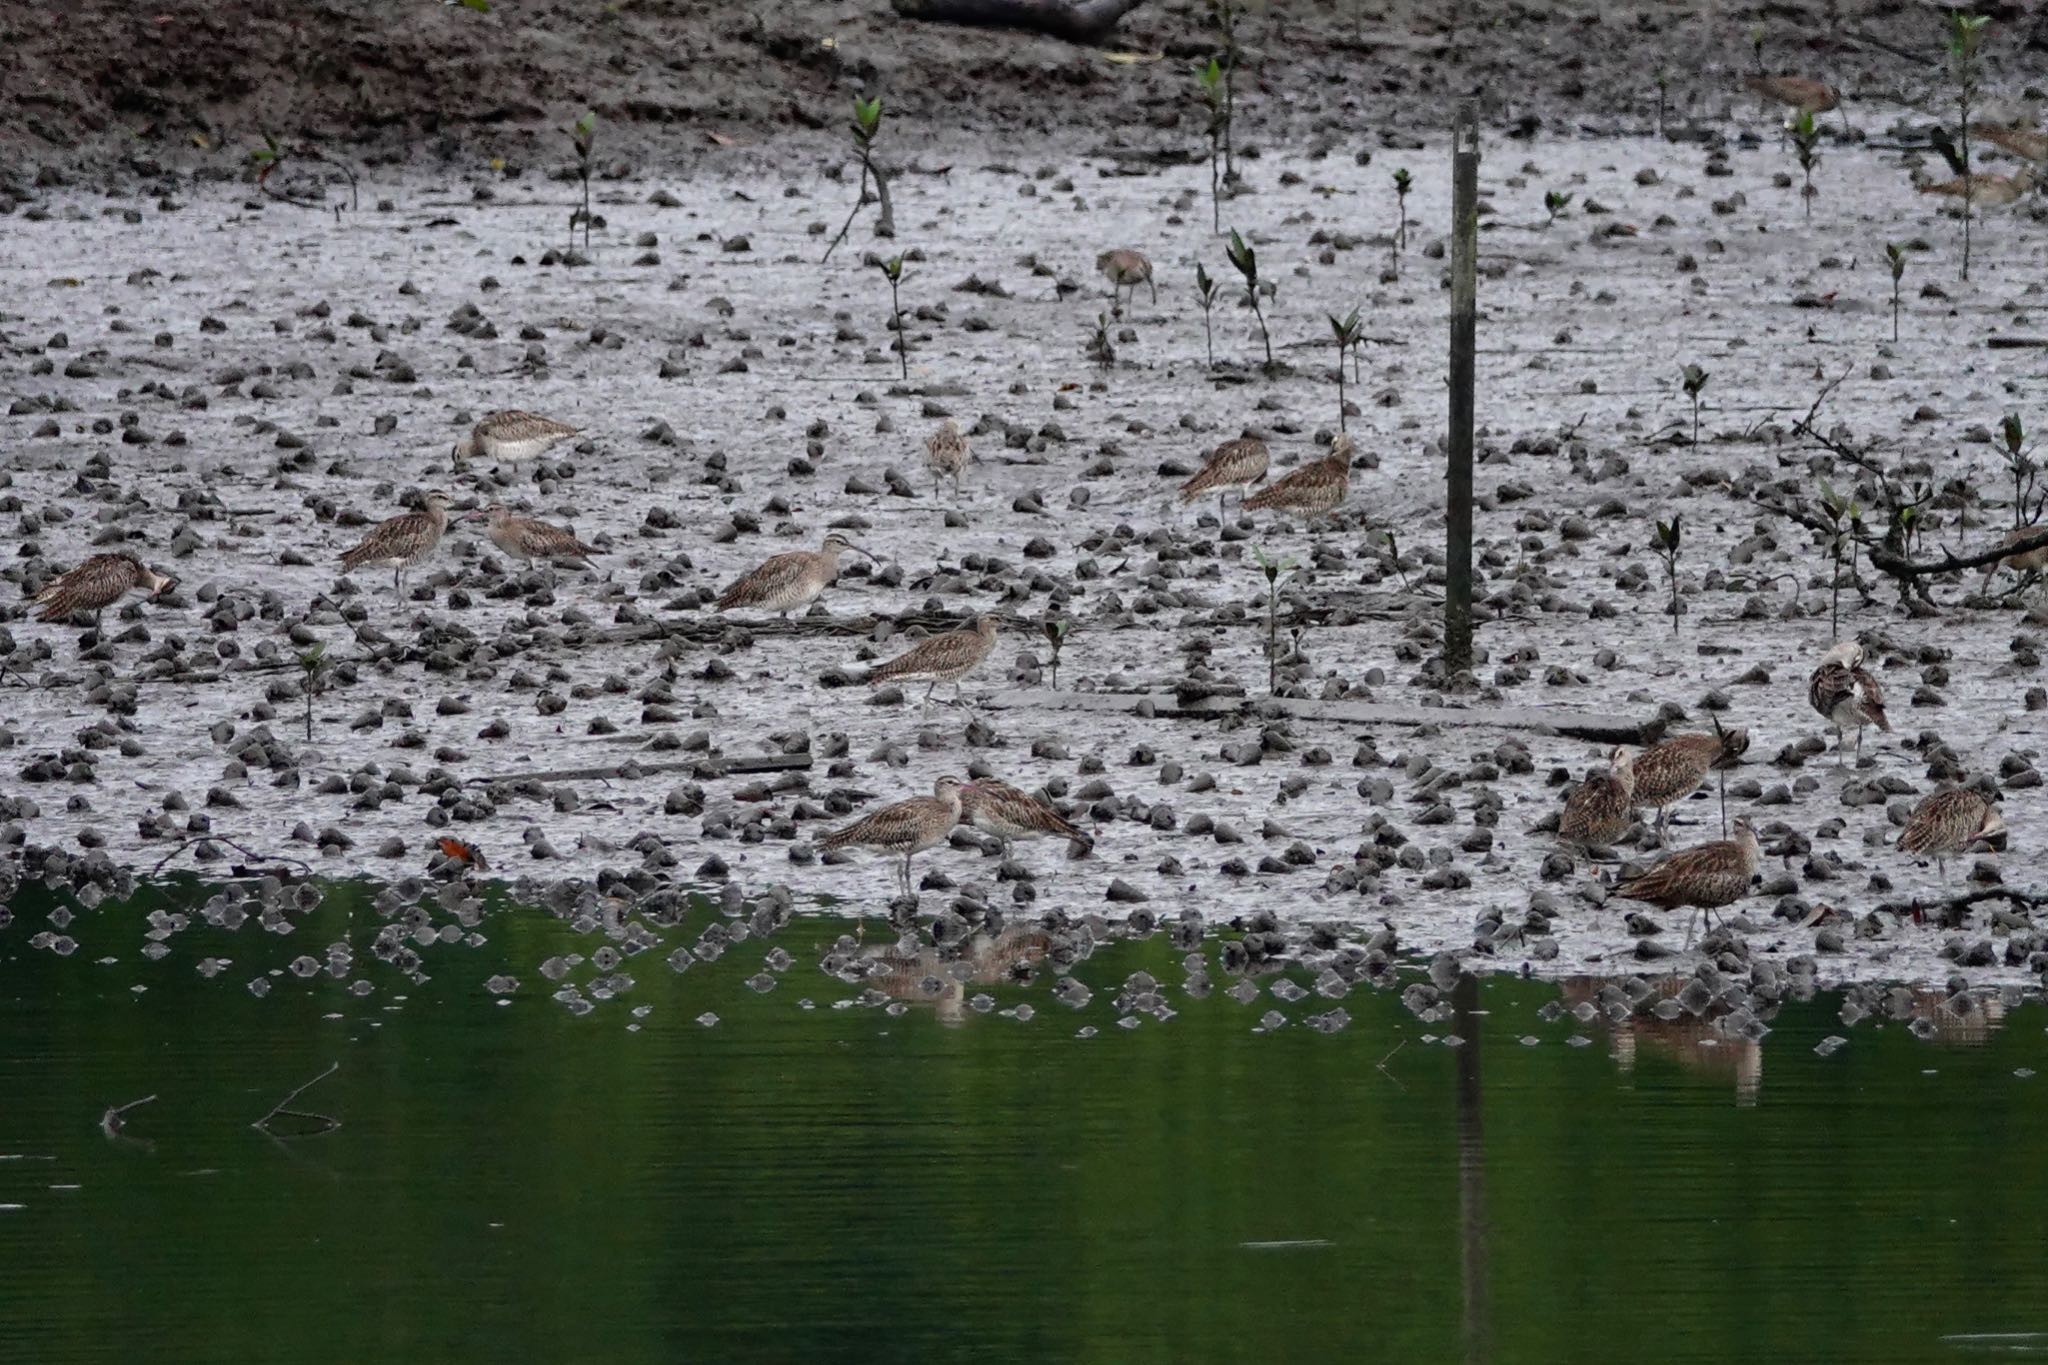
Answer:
[1217,492,1226,526]
[1147,278,1157,305]
[1717,769,1729,838]
[923,679,938,705]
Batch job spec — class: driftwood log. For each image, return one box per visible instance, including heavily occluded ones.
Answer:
[891,0,1146,43]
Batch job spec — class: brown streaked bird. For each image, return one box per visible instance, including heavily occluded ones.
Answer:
[1558,747,1636,849]
[1808,640,1890,761]
[1917,165,2039,205]
[1982,522,2048,581]
[339,491,452,598]
[31,552,176,625]
[1178,435,1271,522]
[1743,75,1840,116]
[819,775,965,899]
[1611,817,1762,929]
[960,779,1095,861]
[465,503,598,584]
[452,410,580,464]
[1898,787,2006,881]
[1096,248,1155,312]
[1242,434,1354,519]
[866,615,1001,704]
[1970,121,2048,165]
[714,532,871,619]
[1630,728,1750,831]
[925,419,969,501]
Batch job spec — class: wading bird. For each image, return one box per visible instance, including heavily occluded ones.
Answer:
[925,420,969,501]
[453,410,580,465]
[1559,747,1636,849]
[1808,640,1890,761]
[1898,787,2006,881]
[715,533,871,619]
[960,779,1095,862]
[466,504,598,585]
[1243,435,1353,521]
[1612,816,1762,932]
[31,552,176,625]
[1178,435,1270,523]
[820,775,966,899]
[340,491,452,598]
[1096,248,1155,313]
[865,615,1000,704]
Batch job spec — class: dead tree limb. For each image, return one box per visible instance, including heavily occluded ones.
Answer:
[1866,526,2048,578]
[252,1062,342,1139]
[99,1094,158,1142]
[891,0,1146,42]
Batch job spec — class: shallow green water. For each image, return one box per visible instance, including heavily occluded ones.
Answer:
[4,879,2048,1363]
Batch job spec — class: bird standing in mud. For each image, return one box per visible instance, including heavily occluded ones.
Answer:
[1983,523,2048,585]
[1097,248,1154,314]
[1808,641,1889,762]
[31,552,176,625]
[1243,434,1353,522]
[715,532,871,619]
[1558,747,1635,850]
[820,775,966,899]
[452,410,580,466]
[339,491,452,599]
[960,779,1095,863]
[1629,728,1749,832]
[1178,435,1270,523]
[465,504,598,585]
[865,614,1000,705]
[1611,817,1762,931]
[925,419,969,501]
[1917,165,2039,206]
[1898,787,2005,881]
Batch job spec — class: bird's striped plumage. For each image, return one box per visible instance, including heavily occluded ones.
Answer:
[471,504,596,569]
[1243,435,1353,516]
[1179,436,1270,506]
[1612,818,1761,917]
[961,779,1095,857]
[340,491,452,596]
[716,533,865,617]
[1808,641,1889,756]
[1743,75,1839,115]
[1559,747,1635,847]
[1918,166,2038,205]
[1096,248,1155,307]
[1971,122,2048,165]
[820,776,966,896]
[31,552,175,623]
[1630,729,1749,824]
[453,410,580,463]
[867,615,1000,700]
[925,420,969,499]
[1898,787,2005,876]
[1984,523,2048,577]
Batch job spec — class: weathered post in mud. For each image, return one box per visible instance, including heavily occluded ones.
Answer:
[1445,107,1480,678]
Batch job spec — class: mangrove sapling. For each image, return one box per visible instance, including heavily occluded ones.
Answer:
[567,111,597,253]
[1791,109,1820,222]
[1212,0,1240,181]
[1194,263,1221,368]
[1391,168,1412,267]
[1885,242,1906,342]
[1655,68,1669,139]
[1543,190,1572,226]
[1196,58,1227,231]
[876,255,910,379]
[1652,514,1683,634]
[823,97,895,264]
[1947,12,1990,280]
[249,133,360,221]
[1085,312,1115,371]
[1042,618,1072,691]
[297,641,331,743]
[1682,363,1709,446]
[2003,413,2045,527]
[1328,308,1363,430]
[1226,229,1273,372]
[1252,547,1300,694]
[1818,479,1861,638]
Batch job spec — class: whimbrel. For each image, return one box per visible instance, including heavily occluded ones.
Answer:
[1918,165,2039,206]
[1808,640,1890,762]
[1611,817,1762,931]
[452,410,580,465]
[715,532,870,619]
[960,779,1095,862]
[1243,434,1353,520]
[1630,728,1750,831]
[866,615,1000,704]
[339,491,452,599]
[1558,747,1636,849]
[1096,248,1155,313]
[1178,435,1270,523]
[1898,787,2006,881]
[1984,522,2048,582]
[819,775,965,898]
[31,552,176,625]
[1743,75,1840,117]
[465,504,597,585]
[1970,122,2048,165]
[925,419,969,501]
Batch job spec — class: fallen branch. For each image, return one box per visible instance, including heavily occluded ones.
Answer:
[149,836,315,880]
[1879,884,2048,929]
[1866,526,2048,579]
[472,753,812,786]
[891,0,1146,42]
[981,688,1664,744]
[99,1094,157,1141]
[251,1061,342,1139]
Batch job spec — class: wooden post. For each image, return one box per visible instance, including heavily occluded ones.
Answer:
[1444,107,1480,679]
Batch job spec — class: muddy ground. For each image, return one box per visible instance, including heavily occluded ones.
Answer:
[2,1,2047,998]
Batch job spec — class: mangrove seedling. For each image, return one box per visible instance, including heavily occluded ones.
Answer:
[567,110,597,252]
[1196,57,1227,231]
[1042,618,1072,691]
[249,132,360,221]
[1085,312,1115,371]
[1194,262,1221,368]
[1391,167,1413,262]
[1749,23,1766,74]
[1226,228,1273,372]
[1328,308,1363,430]
[1544,190,1572,225]
[1655,68,1669,138]
[1652,514,1683,635]
[2003,413,2044,527]
[1947,11,1990,280]
[823,96,895,264]
[1791,109,1820,222]
[876,255,909,379]
[1817,478,1861,638]
[1252,546,1300,694]
[1681,363,1709,446]
[297,641,331,742]
[1885,242,1906,341]
[1212,0,1240,181]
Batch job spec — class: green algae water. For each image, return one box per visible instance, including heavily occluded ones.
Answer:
[4,879,2048,1364]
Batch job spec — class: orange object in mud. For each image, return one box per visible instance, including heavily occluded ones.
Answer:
[436,837,488,872]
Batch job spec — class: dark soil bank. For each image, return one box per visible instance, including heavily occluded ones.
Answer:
[3,0,2042,177]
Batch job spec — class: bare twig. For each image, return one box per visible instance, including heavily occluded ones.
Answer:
[99,1094,158,1141]
[251,1061,342,1138]
[1376,1038,1408,1090]
[150,836,316,879]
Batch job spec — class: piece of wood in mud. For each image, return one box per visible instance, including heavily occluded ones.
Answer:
[980,689,1665,744]
[474,753,812,785]
[1986,336,2048,349]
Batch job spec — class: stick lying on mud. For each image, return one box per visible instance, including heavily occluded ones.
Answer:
[981,688,1665,744]
[473,753,812,786]
[891,0,1146,42]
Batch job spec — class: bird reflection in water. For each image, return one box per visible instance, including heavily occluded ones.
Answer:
[1560,976,1765,1107]
[849,926,1052,1026]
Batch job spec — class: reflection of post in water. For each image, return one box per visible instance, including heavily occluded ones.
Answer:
[1452,971,1488,1365]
